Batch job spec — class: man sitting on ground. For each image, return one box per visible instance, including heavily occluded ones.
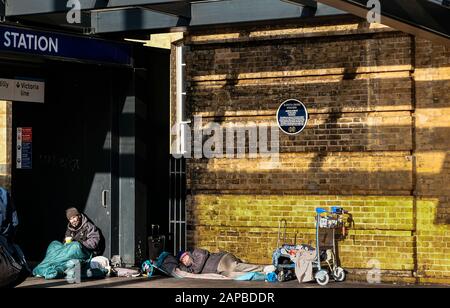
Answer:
[64,207,104,256]
[33,207,105,279]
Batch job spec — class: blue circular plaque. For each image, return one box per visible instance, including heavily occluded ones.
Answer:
[276,99,309,135]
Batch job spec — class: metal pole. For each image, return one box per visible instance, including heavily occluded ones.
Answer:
[183,159,187,251]
[316,214,321,270]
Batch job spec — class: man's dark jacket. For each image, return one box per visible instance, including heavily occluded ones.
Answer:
[179,248,227,274]
[65,214,104,256]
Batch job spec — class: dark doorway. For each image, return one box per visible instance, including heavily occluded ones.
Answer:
[7,46,171,265]
[11,62,121,262]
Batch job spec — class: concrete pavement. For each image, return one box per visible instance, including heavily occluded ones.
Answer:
[16,276,448,288]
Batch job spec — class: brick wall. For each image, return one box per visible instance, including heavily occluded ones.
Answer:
[0,100,11,190]
[414,38,450,282]
[182,18,450,284]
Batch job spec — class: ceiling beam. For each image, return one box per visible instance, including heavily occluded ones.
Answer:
[281,0,318,8]
[144,2,192,18]
[90,0,344,34]
[9,11,93,33]
[91,7,189,34]
[3,0,198,17]
[318,0,450,46]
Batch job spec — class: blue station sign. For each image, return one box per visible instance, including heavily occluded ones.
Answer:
[0,24,132,66]
[276,99,309,135]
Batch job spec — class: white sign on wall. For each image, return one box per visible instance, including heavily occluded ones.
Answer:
[0,78,45,103]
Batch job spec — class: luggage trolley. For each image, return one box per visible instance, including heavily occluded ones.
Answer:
[313,207,349,286]
[272,207,351,286]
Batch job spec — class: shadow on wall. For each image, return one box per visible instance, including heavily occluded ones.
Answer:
[185,26,450,225]
[187,160,450,230]
[182,21,450,281]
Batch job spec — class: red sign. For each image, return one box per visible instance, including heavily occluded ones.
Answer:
[21,127,32,142]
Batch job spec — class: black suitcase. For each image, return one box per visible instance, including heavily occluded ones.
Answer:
[148,225,166,260]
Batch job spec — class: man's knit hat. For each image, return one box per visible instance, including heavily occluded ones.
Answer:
[66,207,80,220]
[177,250,189,261]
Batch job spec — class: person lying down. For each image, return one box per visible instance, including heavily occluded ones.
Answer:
[176,248,273,279]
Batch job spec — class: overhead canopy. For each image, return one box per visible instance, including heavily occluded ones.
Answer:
[319,0,450,46]
[0,0,449,45]
[0,0,341,35]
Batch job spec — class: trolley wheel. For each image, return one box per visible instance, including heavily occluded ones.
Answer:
[277,271,286,282]
[315,270,330,286]
[333,267,346,282]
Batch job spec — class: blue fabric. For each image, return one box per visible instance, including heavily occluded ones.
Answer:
[32,241,91,279]
[0,187,18,238]
[156,251,170,268]
[266,272,278,283]
[234,272,266,281]
[316,208,327,214]
[0,187,7,230]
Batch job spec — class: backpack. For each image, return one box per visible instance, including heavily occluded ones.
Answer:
[157,252,179,276]
[143,252,180,278]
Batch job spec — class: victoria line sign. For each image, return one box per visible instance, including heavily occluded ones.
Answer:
[0,78,45,103]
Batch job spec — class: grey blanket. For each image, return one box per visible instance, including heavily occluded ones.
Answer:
[294,248,316,283]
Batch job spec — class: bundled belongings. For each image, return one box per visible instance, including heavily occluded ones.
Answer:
[90,256,111,274]
[105,255,141,278]
[65,256,111,282]
[0,235,30,288]
[64,258,109,282]
[0,187,30,288]
[272,244,315,282]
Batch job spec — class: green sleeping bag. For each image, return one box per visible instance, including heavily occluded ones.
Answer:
[32,241,91,279]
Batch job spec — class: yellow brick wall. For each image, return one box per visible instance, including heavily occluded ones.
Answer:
[188,195,415,269]
[183,18,450,284]
[0,100,11,190]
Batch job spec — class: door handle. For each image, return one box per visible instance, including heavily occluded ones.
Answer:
[102,190,109,208]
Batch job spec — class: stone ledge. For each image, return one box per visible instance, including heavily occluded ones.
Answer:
[187,22,397,45]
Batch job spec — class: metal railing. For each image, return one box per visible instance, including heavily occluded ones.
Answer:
[169,156,187,255]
